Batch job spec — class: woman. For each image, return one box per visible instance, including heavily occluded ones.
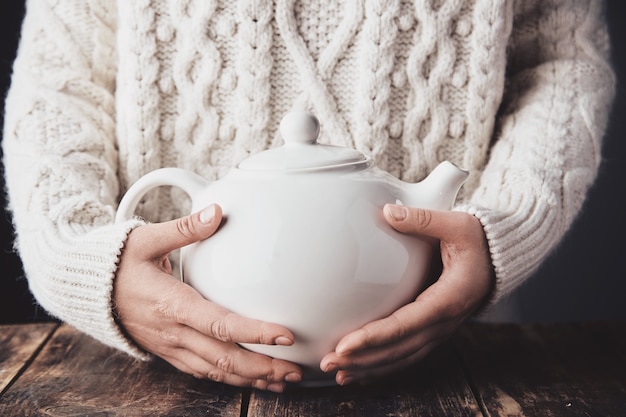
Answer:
[2,0,615,392]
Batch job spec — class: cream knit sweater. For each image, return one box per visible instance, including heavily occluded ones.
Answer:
[2,0,615,359]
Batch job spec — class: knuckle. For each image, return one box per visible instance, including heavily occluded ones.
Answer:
[155,328,181,344]
[358,326,375,347]
[215,354,236,374]
[155,298,179,322]
[257,321,277,344]
[251,379,274,391]
[252,379,285,392]
[209,317,232,341]
[175,216,196,239]
[264,360,286,381]
[157,292,192,325]
[251,380,268,390]
[413,208,433,228]
[206,368,226,383]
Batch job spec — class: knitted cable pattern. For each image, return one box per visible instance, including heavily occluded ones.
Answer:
[275,0,357,147]
[353,0,400,170]
[116,0,162,218]
[232,0,274,163]
[171,0,222,170]
[461,0,511,192]
[402,0,463,182]
[89,0,117,93]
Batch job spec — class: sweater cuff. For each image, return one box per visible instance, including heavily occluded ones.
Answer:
[21,218,150,360]
[454,203,558,305]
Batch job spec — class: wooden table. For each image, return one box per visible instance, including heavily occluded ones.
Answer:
[1,322,625,416]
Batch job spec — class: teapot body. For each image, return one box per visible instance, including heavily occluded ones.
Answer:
[182,166,433,372]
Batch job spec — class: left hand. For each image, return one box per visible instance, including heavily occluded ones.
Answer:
[320,204,495,385]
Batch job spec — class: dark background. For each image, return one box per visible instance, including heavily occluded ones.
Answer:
[1,2,625,324]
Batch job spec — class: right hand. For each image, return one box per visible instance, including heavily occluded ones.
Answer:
[113,204,302,392]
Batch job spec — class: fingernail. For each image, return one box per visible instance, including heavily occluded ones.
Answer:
[338,375,354,386]
[267,383,285,393]
[385,204,407,221]
[285,372,302,383]
[321,361,336,373]
[274,336,293,346]
[199,205,216,224]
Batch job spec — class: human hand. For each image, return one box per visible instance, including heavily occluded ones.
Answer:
[113,204,302,392]
[320,204,494,385]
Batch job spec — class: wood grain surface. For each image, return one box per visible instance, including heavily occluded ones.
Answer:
[0,323,57,394]
[1,322,625,416]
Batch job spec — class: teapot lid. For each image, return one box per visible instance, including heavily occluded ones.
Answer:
[237,112,368,171]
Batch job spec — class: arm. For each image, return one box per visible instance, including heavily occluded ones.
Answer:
[462,0,616,301]
[321,0,616,384]
[2,0,146,357]
[3,1,303,390]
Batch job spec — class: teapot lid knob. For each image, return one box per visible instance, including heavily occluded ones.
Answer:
[279,111,320,145]
[237,111,367,171]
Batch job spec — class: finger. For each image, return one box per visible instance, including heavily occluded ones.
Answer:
[331,301,433,357]
[173,324,301,382]
[383,204,475,241]
[331,273,469,357]
[384,205,492,289]
[334,338,442,386]
[164,281,296,346]
[162,350,289,392]
[321,322,450,373]
[138,204,223,257]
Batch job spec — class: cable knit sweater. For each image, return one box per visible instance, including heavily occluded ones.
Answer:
[2,0,615,359]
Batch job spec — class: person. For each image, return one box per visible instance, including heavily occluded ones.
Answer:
[2,0,615,392]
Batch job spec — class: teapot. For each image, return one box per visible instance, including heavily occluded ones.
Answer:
[116,111,468,380]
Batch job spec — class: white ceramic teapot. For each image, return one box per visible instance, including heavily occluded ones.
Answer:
[116,111,468,377]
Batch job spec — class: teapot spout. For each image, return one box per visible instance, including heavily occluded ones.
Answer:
[401,161,469,210]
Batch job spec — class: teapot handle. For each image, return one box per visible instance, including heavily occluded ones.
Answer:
[115,167,210,223]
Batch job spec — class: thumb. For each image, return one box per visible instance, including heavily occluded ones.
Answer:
[383,204,462,241]
[141,204,223,257]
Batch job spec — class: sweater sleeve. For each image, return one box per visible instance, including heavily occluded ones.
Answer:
[2,0,148,359]
[457,0,615,303]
